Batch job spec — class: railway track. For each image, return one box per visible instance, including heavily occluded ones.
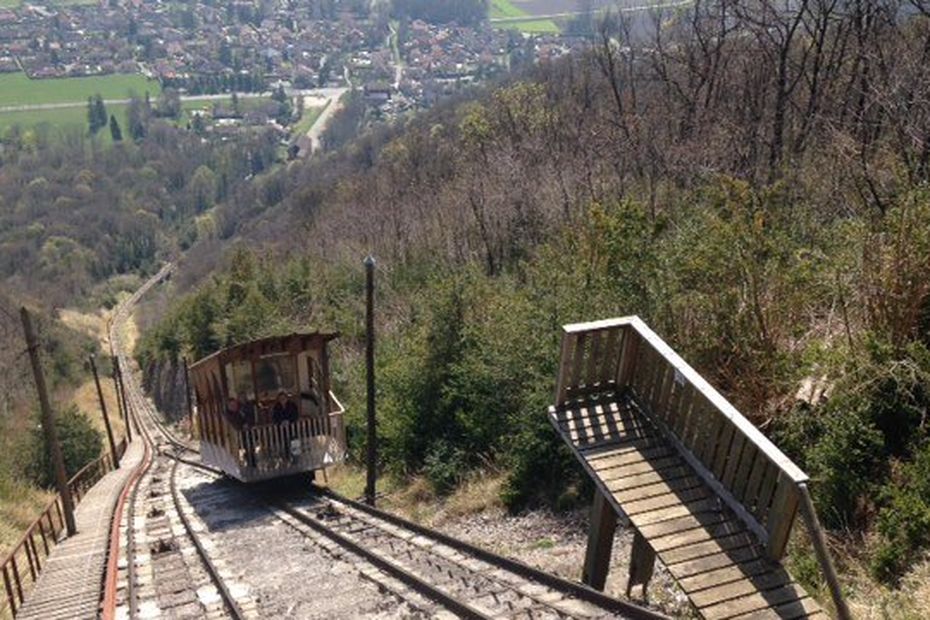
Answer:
[104,265,667,620]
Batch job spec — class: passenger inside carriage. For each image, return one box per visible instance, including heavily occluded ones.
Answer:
[272,391,298,424]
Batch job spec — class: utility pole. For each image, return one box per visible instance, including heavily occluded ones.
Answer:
[113,357,132,442]
[20,307,77,536]
[364,255,377,506]
[182,357,194,430]
[89,355,119,468]
[111,356,126,441]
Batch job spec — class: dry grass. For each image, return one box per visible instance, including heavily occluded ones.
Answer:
[71,379,126,441]
[0,480,53,558]
[840,548,930,619]
[322,464,505,526]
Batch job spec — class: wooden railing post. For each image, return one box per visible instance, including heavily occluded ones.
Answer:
[581,487,617,591]
[766,476,799,560]
[798,483,852,620]
[616,326,639,389]
[2,565,16,615]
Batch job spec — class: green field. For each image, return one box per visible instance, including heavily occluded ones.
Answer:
[0,95,282,140]
[489,0,560,33]
[0,104,129,142]
[0,72,160,108]
[490,0,524,18]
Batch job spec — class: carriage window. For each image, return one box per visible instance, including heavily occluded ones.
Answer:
[254,354,298,399]
[225,361,254,400]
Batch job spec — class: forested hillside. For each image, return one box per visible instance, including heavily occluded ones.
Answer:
[121,0,930,613]
[0,101,289,554]
[0,110,282,308]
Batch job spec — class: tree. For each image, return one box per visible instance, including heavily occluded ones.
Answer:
[127,96,148,141]
[87,94,107,135]
[109,114,123,142]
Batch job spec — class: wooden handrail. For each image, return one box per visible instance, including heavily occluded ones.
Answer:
[553,316,808,560]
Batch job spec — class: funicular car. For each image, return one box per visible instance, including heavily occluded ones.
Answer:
[189,333,346,482]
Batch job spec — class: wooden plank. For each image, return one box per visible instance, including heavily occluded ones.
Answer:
[699,581,810,619]
[616,327,638,388]
[765,476,800,560]
[580,435,668,460]
[574,432,664,455]
[597,327,621,388]
[569,332,587,391]
[752,462,780,524]
[732,445,759,504]
[676,387,703,454]
[696,403,725,466]
[646,351,668,412]
[650,519,748,553]
[554,331,575,405]
[634,496,725,527]
[604,466,697,494]
[677,559,778,593]
[688,569,796,608]
[667,545,763,579]
[726,596,824,619]
[596,455,683,479]
[583,444,676,472]
[611,475,707,505]
[662,375,685,436]
[740,450,770,513]
[660,532,760,566]
[711,423,736,481]
[653,360,676,426]
[554,404,649,438]
[721,432,748,491]
[563,421,654,448]
[584,329,604,389]
[638,510,734,540]
[621,482,711,516]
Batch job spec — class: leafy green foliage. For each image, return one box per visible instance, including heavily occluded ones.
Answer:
[872,444,930,584]
[20,405,102,489]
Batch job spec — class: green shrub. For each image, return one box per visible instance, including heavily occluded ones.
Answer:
[20,405,102,489]
[872,443,930,584]
[806,409,884,529]
[423,440,469,495]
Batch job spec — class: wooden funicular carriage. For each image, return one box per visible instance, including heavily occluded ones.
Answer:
[189,333,346,482]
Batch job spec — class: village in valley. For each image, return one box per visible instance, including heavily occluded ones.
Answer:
[0,0,595,147]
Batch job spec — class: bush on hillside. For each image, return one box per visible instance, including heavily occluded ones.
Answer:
[20,405,102,489]
[872,443,930,584]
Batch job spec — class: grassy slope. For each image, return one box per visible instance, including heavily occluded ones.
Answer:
[0,72,160,107]
[0,307,125,558]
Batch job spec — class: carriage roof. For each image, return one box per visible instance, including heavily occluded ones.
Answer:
[189,332,339,374]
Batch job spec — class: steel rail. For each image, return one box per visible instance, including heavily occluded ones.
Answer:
[316,488,670,620]
[128,382,246,620]
[269,500,492,620]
